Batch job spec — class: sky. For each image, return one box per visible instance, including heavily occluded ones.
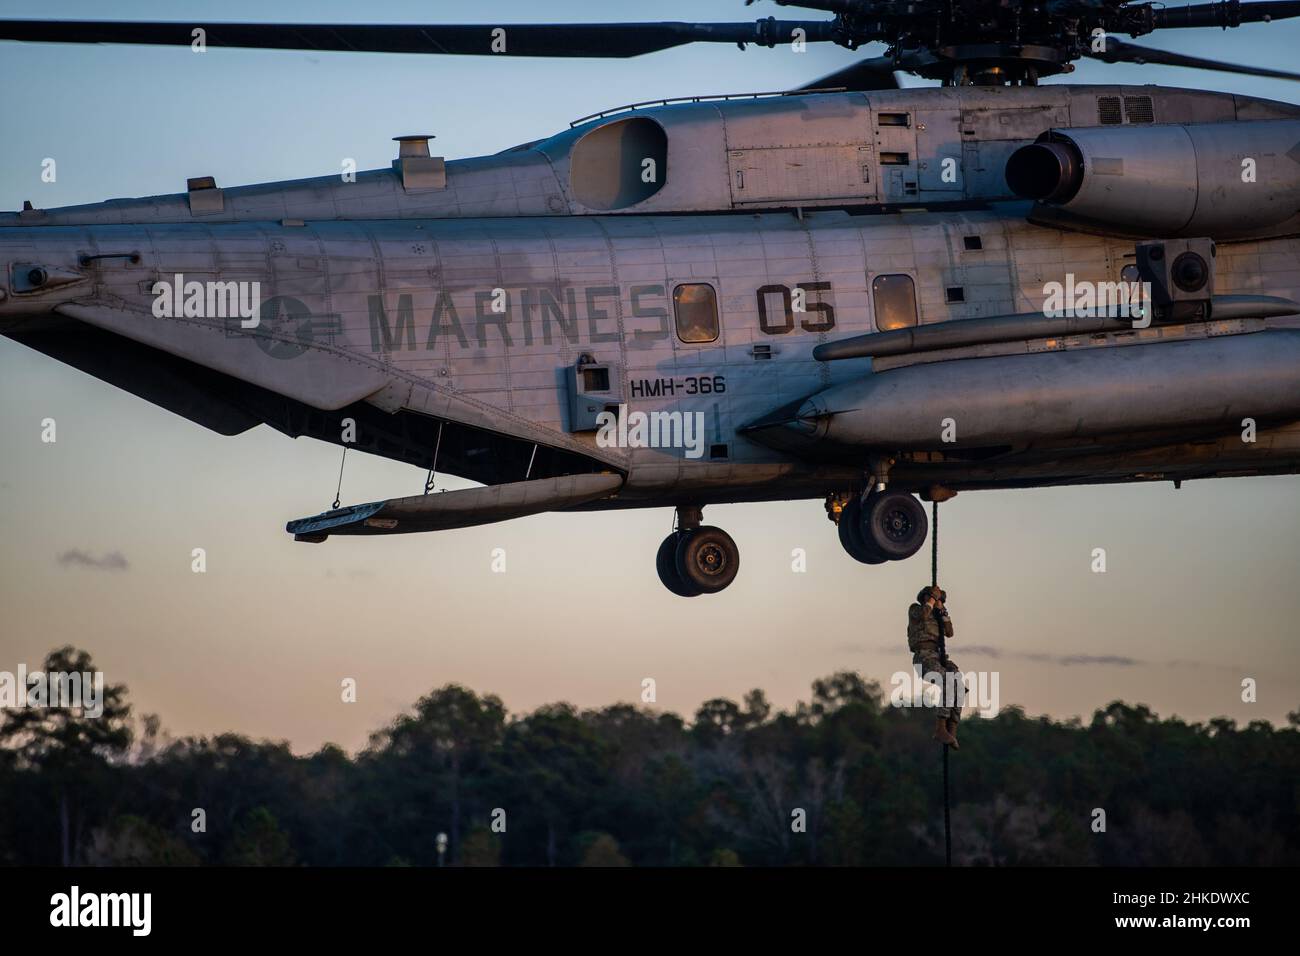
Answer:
[1,0,1298,753]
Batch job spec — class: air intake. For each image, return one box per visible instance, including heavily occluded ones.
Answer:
[1097,96,1122,125]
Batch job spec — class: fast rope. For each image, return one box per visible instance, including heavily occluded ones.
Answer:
[332,447,348,510]
[932,499,952,869]
[424,422,444,495]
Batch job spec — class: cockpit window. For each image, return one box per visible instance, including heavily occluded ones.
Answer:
[673,283,719,343]
[872,274,918,331]
[569,116,668,210]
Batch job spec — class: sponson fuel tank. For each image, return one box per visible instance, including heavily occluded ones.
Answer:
[741,331,1300,455]
[1005,119,1300,239]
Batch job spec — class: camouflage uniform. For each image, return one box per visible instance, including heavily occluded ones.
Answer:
[908,602,966,721]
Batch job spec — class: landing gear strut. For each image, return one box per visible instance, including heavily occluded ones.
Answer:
[831,489,930,564]
[656,505,740,597]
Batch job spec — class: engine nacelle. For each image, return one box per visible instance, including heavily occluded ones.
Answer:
[1005,120,1300,238]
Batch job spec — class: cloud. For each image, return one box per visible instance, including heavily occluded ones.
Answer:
[868,643,1140,667]
[1056,654,1140,667]
[841,640,1233,672]
[975,648,1140,667]
[56,549,129,571]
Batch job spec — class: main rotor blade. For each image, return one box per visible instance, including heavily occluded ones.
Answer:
[0,19,837,58]
[797,56,902,91]
[797,49,938,91]
[1085,36,1300,80]
[1152,1,1300,29]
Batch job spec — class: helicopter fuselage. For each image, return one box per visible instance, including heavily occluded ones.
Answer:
[2,84,1299,523]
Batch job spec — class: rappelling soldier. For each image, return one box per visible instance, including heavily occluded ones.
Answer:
[908,585,966,749]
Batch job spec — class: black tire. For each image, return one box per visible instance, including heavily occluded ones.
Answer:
[657,533,701,597]
[674,526,740,594]
[837,495,888,564]
[861,491,929,560]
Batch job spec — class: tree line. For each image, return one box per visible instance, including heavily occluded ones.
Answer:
[2,646,1296,866]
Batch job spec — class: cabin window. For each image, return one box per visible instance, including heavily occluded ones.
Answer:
[569,116,668,210]
[945,287,965,303]
[582,367,611,392]
[872,274,918,331]
[673,283,719,343]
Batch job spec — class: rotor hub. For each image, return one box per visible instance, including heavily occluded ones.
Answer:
[918,44,1075,85]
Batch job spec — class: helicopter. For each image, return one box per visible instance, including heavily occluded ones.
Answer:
[2,1,1300,597]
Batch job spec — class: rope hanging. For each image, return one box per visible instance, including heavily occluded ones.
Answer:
[424,422,444,495]
[332,447,347,510]
[931,500,939,593]
[932,499,952,869]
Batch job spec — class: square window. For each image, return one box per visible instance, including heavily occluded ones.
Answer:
[872,274,918,331]
[963,235,982,251]
[945,287,965,303]
[673,283,719,343]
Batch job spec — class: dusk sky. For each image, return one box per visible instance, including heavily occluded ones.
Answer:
[2,0,1298,753]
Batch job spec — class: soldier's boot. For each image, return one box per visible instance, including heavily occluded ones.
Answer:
[933,716,958,747]
[946,718,960,750]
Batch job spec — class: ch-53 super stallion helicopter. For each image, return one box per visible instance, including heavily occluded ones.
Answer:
[3,1,1300,597]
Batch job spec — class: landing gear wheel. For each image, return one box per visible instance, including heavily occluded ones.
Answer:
[861,490,929,560]
[657,533,702,597]
[837,495,887,564]
[674,525,740,594]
